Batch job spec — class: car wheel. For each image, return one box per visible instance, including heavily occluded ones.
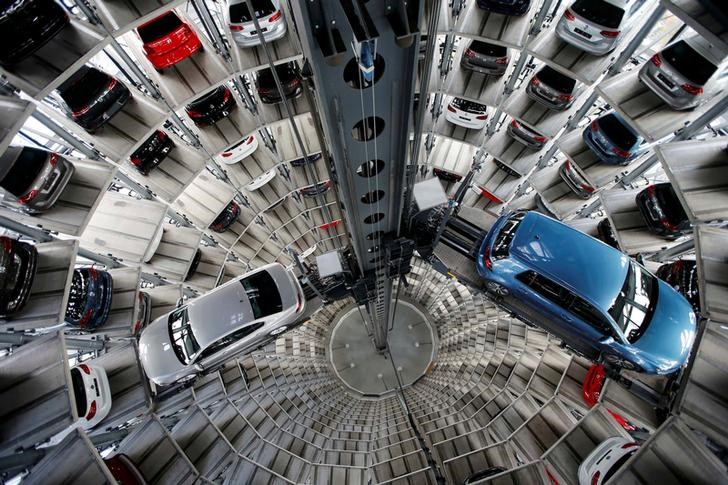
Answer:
[603,353,637,371]
[269,325,288,337]
[486,281,509,297]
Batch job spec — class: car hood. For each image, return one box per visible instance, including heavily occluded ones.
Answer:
[632,279,697,373]
[138,314,187,383]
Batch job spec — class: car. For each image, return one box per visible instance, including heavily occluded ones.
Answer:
[477,0,530,16]
[582,364,636,431]
[255,62,302,104]
[460,39,509,76]
[227,0,287,47]
[299,180,331,198]
[463,467,507,484]
[556,0,646,56]
[185,248,202,281]
[476,210,697,374]
[57,66,131,132]
[0,0,69,65]
[560,159,596,199]
[70,362,112,429]
[133,291,151,335]
[433,167,463,183]
[289,152,322,167]
[104,454,147,485]
[210,200,240,233]
[597,218,620,250]
[143,225,164,264]
[638,35,724,110]
[185,85,237,127]
[578,437,639,485]
[65,267,113,330]
[0,146,74,214]
[657,259,699,312]
[506,118,548,150]
[138,263,305,386]
[358,39,376,83]
[526,65,580,111]
[245,168,276,191]
[130,130,174,175]
[445,97,489,130]
[635,183,690,239]
[214,133,258,165]
[136,11,202,72]
[582,112,645,165]
[0,237,38,317]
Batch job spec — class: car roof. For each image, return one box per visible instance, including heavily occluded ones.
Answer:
[508,211,630,311]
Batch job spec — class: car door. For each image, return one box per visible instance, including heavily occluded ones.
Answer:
[511,270,573,339]
[196,321,265,369]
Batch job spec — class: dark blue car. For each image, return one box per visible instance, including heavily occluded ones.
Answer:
[65,267,113,330]
[583,112,646,165]
[476,210,696,374]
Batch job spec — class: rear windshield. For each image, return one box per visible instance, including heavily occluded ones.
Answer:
[240,270,282,319]
[452,97,487,113]
[655,184,688,224]
[70,368,87,417]
[137,12,183,43]
[535,65,576,93]
[598,114,637,150]
[492,212,525,259]
[662,40,717,86]
[190,86,225,107]
[229,0,275,23]
[570,0,625,29]
[59,68,109,111]
[257,64,296,83]
[470,40,507,57]
[0,148,47,196]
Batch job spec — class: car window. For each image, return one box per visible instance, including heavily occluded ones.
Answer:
[0,148,47,197]
[58,68,109,111]
[654,184,688,225]
[229,0,275,23]
[452,97,487,112]
[570,0,625,29]
[70,368,87,418]
[168,307,200,364]
[470,40,507,57]
[240,270,282,319]
[137,12,183,43]
[608,262,657,343]
[517,270,573,307]
[570,296,614,335]
[492,212,525,260]
[662,40,717,86]
[197,322,265,361]
[535,66,576,93]
[598,114,637,151]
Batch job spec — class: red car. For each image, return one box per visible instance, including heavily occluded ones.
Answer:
[136,11,202,71]
[582,364,634,431]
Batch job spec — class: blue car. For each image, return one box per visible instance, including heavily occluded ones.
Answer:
[476,210,696,374]
[358,40,376,83]
[65,268,114,330]
[582,112,645,165]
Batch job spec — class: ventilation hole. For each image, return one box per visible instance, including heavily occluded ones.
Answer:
[356,159,385,177]
[364,213,384,224]
[366,231,384,240]
[352,117,385,142]
[343,54,385,89]
[361,190,385,204]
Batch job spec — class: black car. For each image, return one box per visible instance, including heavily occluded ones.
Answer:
[255,62,302,104]
[0,237,38,317]
[463,466,507,484]
[433,167,463,183]
[477,0,530,16]
[656,260,699,312]
[185,86,237,127]
[597,218,620,250]
[0,0,69,65]
[65,267,113,330]
[635,183,690,239]
[210,200,240,233]
[289,152,322,167]
[57,66,131,133]
[130,130,174,175]
[185,248,202,281]
[299,180,331,198]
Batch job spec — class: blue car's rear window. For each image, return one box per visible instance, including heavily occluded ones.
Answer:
[492,212,525,259]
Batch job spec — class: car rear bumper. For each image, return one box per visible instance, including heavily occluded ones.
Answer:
[635,191,680,238]
[638,64,697,110]
[190,98,237,126]
[77,85,132,132]
[525,82,571,111]
[28,158,75,213]
[445,109,487,129]
[460,57,506,76]
[506,124,544,150]
[555,20,618,56]
[232,19,287,47]
[559,163,592,199]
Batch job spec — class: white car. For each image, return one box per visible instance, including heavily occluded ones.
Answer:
[70,362,112,429]
[139,263,305,386]
[578,436,639,485]
[227,0,287,47]
[445,97,489,130]
[214,133,259,165]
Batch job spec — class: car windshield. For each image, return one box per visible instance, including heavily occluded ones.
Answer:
[452,97,487,113]
[240,270,282,319]
[70,368,87,417]
[168,307,200,364]
[608,262,657,343]
[662,40,717,86]
[257,64,296,84]
[655,184,688,224]
[59,68,110,111]
[137,12,183,43]
[0,148,47,197]
[229,0,275,23]
[189,87,225,108]
[536,65,576,93]
[599,114,637,150]
[492,212,525,259]
[571,0,625,29]
[470,40,507,57]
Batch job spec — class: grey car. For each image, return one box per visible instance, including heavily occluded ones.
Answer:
[506,118,548,150]
[559,159,596,199]
[227,0,286,47]
[0,146,74,214]
[526,65,580,111]
[139,263,305,386]
[639,35,724,110]
[555,0,646,56]
[460,40,509,76]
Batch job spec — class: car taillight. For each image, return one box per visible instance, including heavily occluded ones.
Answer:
[681,83,703,95]
[564,160,572,170]
[1,238,11,254]
[79,308,93,327]
[650,53,662,67]
[106,78,117,92]
[295,292,303,312]
[157,130,167,139]
[530,77,540,86]
[510,119,520,128]
[600,30,620,38]
[223,89,232,102]
[269,10,282,22]
[608,410,635,431]
[221,152,232,157]
[479,188,502,203]
[319,219,341,230]
[230,24,243,31]
[18,189,39,205]
[591,120,599,131]
[246,136,254,144]
[85,400,97,421]
[186,108,202,117]
[661,217,678,232]
[591,471,600,485]
[621,442,639,449]
[476,114,488,120]
[646,184,656,197]
[557,94,573,101]
[464,48,475,59]
[483,246,492,271]
[564,9,575,21]
[581,183,595,193]
[130,156,142,166]
[49,153,58,167]
[72,105,91,118]
[495,56,508,65]
[612,146,631,158]
[447,105,456,112]
[534,135,548,142]
[88,267,97,280]
[79,364,91,374]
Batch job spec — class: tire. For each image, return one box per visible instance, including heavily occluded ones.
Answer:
[486,281,509,297]
[603,353,638,371]
[269,325,288,337]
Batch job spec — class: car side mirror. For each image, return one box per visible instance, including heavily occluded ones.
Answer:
[194,363,203,372]
[176,297,184,308]
[599,336,615,345]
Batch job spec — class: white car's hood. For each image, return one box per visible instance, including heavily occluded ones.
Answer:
[138,315,189,385]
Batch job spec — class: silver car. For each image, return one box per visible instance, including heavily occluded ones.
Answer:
[227,0,287,47]
[559,159,596,199]
[506,118,548,150]
[555,0,646,56]
[639,35,724,110]
[139,263,305,386]
[526,65,580,111]
[460,39,509,76]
